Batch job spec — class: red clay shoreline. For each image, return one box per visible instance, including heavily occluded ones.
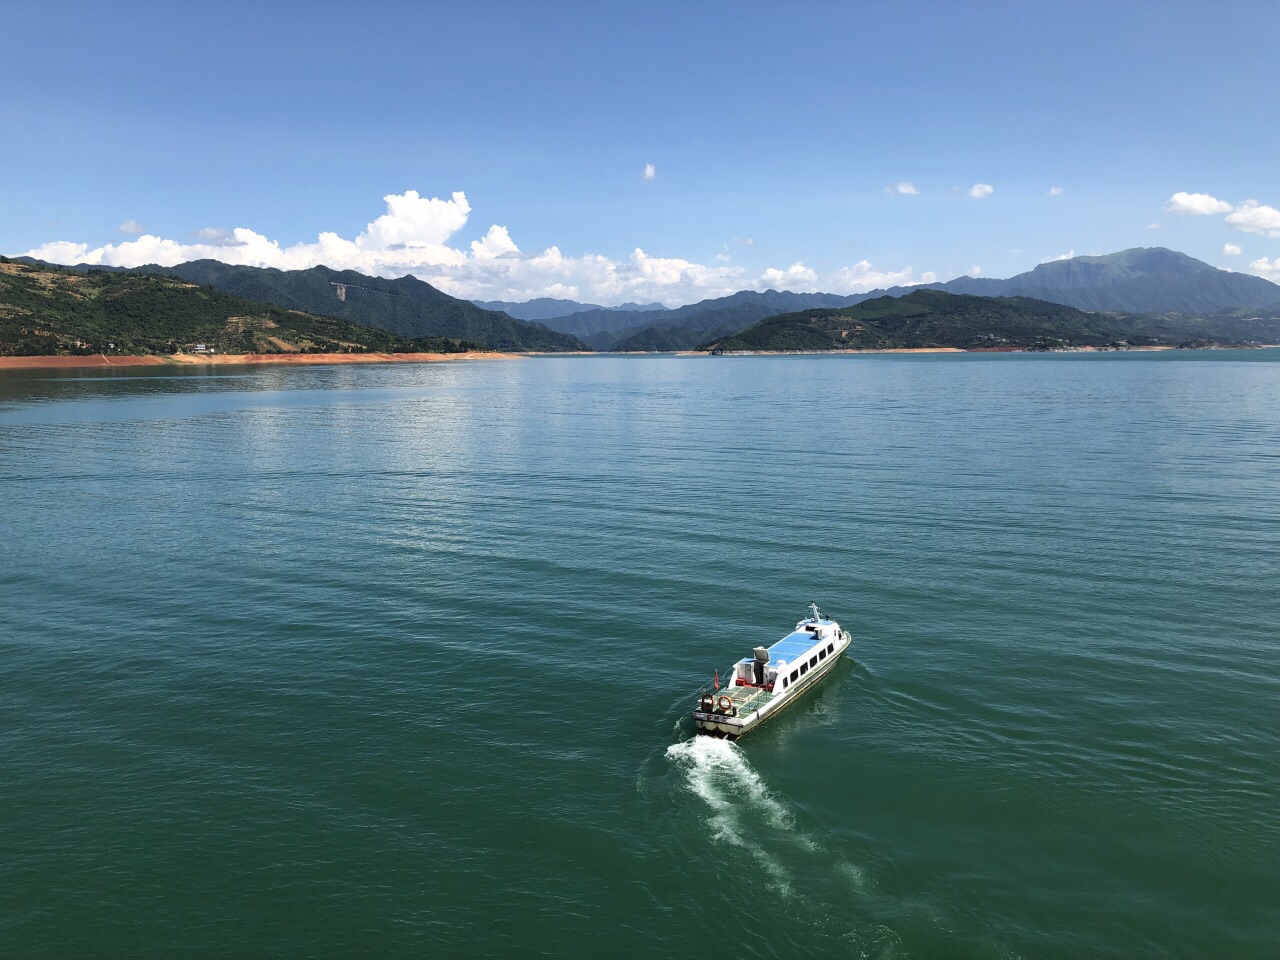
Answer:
[0,351,523,370]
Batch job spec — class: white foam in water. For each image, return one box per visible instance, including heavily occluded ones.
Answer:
[666,736,794,830]
[666,736,874,901]
[666,737,795,893]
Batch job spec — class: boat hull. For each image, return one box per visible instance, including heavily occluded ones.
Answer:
[692,630,848,739]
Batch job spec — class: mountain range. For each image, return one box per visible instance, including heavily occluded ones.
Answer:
[13,258,588,353]
[0,257,475,357]
[144,261,588,352]
[7,247,1279,357]
[570,248,1280,352]
[874,247,1280,314]
[707,288,1280,353]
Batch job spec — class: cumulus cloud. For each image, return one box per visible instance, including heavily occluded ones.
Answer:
[1165,191,1232,215]
[967,265,982,276]
[1226,199,1280,238]
[829,261,916,292]
[968,183,994,199]
[117,219,144,234]
[760,262,819,289]
[643,163,656,181]
[1041,250,1075,263]
[469,224,519,260]
[885,182,919,195]
[1248,256,1280,280]
[1047,187,1064,197]
[1223,243,1242,256]
[1145,222,1163,230]
[20,188,937,305]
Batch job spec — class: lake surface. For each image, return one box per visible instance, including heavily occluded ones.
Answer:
[2,352,1278,959]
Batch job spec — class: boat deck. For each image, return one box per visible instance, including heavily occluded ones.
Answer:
[718,683,776,715]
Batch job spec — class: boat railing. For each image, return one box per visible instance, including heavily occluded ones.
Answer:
[690,677,775,714]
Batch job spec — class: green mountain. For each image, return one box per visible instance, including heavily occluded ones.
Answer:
[703,289,1280,352]
[140,261,587,352]
[584,248,1280,349]
[868,248,1280,314]
[0,257,476,357]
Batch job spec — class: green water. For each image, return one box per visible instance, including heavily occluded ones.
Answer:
[2,353,1277,958]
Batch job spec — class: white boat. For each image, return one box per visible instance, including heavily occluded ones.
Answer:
[692,602,850,739]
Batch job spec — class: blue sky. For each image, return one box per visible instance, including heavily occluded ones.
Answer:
[4,0,1279,305]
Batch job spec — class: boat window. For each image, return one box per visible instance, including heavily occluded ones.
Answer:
[818,648,826,661]
[827,643,834,653]
[800,662,809,676]
[789,670,798,682]
[809,655,818,667]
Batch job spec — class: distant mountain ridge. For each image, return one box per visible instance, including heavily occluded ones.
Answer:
[588,290,866,351]
[867,248,1280,314]
[484,248,1280,351]
[472,297,665,321]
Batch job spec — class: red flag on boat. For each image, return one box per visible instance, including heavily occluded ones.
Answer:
[714,670,720,690]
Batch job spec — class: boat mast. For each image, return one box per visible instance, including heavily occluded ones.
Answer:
[809,600,822,623]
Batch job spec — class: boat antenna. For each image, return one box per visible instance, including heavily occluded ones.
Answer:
[809,599,821,622]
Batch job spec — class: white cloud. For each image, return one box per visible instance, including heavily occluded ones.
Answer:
[1225,199,1280,238]
[968,183,994,199]
[469,224,519,260]
[829,260,916,292]
[760,262,819,290]
[1165,191,1232,215]
[1248,256,1280,280]
[117,219,144,234]
[1041,250,1075,263]
[19,188,933,306]
[885,182,919,195]
[643,163,656,181]
[733,236,754,246]
[1223,243,1243,256]
[1145,222,1163,230]
[1047,187,1064,197]
[919,271,938,284]
[967,265,982,276]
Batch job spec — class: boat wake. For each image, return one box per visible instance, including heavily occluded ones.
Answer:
[665,736,870,900]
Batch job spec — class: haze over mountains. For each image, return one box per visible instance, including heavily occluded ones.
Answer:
[473,297,665,322]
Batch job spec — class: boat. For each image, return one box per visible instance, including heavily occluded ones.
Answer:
[692,602,850,739]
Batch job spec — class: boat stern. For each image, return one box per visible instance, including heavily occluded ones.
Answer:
[692,690,749,739]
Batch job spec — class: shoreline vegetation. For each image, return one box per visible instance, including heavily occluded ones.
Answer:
[4,344,1275,371]
[0,351,520,370]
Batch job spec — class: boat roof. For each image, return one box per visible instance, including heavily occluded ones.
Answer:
[765,632,815,665]
[736,616,839,668]
[757,623,836,667]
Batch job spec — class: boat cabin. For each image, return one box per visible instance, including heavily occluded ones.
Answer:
[730,609,841,696]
